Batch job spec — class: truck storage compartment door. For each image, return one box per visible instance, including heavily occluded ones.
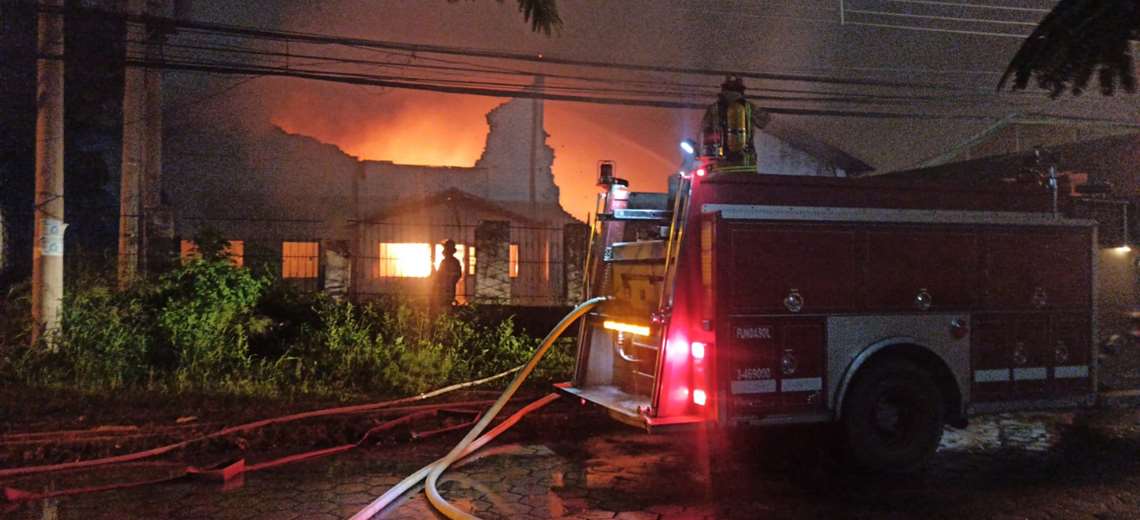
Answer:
[983,231,1092,310]
[864,230,979,311]
[725,225,859,314]
[724,318,826,423]
[971,315,1011,402]
[1012,316,1050,399]
[1051,314,1092,397]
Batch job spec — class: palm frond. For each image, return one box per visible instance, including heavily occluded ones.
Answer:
[449,0,561,35]
[999,0,1140,97]
[514,0,561,35]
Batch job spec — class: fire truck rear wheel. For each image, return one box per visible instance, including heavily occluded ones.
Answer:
[841,358,944,473]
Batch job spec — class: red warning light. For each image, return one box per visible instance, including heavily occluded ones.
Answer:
[691,342,706,360]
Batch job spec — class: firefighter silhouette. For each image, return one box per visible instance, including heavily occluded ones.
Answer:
[432,239,462,309]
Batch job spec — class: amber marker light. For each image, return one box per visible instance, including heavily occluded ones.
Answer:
[602,320,651,336]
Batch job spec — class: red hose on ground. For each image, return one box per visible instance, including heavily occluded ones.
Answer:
[0,365,523,480]
[2,407,481,504]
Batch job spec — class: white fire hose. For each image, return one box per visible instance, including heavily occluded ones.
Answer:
[350,296,608,520]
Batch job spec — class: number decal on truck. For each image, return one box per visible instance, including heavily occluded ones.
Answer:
[735,326,773,339]
[735,367,772,380]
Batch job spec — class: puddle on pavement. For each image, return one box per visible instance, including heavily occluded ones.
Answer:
[939,413,1060,453]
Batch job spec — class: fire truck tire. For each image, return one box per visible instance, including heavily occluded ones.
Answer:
[841,358,944,473]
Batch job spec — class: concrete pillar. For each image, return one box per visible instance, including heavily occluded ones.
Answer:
[323,239,351,302]
[563,222,589,304]
[474,220,510,304]
[0,205,8,282]
[118,0,145,287]
[31,0,65,346]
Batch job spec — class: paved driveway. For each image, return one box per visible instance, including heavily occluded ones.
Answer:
[7,403,1140,519]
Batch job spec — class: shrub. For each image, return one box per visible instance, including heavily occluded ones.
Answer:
[5,258,576,399]
[150,259,269,388]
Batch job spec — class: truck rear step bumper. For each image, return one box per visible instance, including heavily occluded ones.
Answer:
[555,383,706,432]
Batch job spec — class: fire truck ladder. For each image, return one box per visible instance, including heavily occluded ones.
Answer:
[572,189,677,422]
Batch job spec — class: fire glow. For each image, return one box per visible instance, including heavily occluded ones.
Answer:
[271,90,501,168]
[266,83,695,221]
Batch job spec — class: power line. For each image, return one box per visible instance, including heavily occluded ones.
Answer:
[137,39,1047,106]
[44,4,978,91]
[123,56,1140,127]
[883,0,1052,13]
[844,8,1040,26]
[841,19,1029,38]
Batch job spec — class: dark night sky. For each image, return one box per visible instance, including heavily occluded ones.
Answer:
[161,0,1139,220]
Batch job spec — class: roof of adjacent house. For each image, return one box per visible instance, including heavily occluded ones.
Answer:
[911,114,1140,169]
[881,132,1140,189]
[763,119,875,175]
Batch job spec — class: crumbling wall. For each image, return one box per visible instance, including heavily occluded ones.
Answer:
[165,123,359,254]
[361,98,563,213]
[474,98,559,204]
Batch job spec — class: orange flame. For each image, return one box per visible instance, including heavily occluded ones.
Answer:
[270,86,699,220]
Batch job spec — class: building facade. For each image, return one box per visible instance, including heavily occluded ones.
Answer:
[165,97,585,306]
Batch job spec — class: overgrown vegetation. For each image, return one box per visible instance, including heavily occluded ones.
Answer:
[0,244,573,400]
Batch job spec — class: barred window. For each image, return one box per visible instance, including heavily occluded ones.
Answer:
[282,241,319,279]
[180,239,243,267]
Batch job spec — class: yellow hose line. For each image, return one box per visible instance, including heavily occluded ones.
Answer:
[349,296,606,520]
[424,296,607,520]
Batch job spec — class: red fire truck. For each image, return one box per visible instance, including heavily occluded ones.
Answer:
[559,79,1096,471]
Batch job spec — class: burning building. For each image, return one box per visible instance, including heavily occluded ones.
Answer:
[165,96,584,306]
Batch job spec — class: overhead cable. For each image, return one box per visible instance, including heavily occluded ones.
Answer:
[41,4,978,91]
[883,0,1052,13]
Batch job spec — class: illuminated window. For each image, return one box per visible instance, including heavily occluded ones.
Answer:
[509,243,519,278]
[179,239,243,267]
[179,240,200,264]
[433,243,467,274]
[468,246,476,275]
[377,243,431,278]
[282,241,319,279]
[227,240,244,267]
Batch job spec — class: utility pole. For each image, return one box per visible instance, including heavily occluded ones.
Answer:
[31,0,66,346]
[118,0,146,287]
[120,0,172,286]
